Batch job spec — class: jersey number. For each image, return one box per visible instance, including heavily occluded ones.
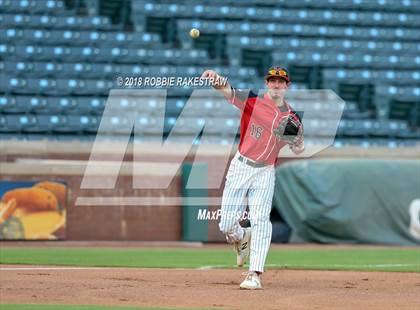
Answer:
[250,123,263,139]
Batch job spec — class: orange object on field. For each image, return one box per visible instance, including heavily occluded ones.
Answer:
[33,181,67,209]
[1,187,58,212]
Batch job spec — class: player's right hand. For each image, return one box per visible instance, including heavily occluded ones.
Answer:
[201,70,228,89]
[200,69,219,80]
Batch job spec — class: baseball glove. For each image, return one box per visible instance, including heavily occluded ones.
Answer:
[273,112,303,146]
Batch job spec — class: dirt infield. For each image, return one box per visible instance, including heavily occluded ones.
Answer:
[1,265,419,310]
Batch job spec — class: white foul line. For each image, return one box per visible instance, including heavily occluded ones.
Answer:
[0,264,417,272]
[0,267,113,271]
[0,267,192,271]
[264,263,417,268]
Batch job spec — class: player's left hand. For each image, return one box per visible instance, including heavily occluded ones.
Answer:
[288,124,305,154]
[273,112,303,144]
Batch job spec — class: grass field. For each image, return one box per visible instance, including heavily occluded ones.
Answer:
[1,246,419,272]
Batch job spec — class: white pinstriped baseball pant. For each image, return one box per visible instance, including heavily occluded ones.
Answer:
[219,152,275,273]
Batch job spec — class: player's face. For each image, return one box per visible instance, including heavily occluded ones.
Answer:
[266,77,289,100]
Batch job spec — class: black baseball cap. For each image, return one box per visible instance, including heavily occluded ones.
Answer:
[265,66,291,83]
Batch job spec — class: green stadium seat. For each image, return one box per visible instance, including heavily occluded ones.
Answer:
[74,97,106,115]
[0,114,22,132]
[51,115,80,134]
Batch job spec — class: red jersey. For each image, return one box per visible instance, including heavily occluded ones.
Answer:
[228,88,301,165]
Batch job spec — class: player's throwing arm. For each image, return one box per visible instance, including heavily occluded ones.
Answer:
[200,70,232,98]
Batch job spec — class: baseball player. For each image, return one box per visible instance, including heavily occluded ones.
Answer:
[201,67,304,289]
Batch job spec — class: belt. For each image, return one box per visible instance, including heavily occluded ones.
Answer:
[238,155,268,168]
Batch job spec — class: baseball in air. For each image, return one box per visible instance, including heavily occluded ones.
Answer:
[189,28,200,39]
